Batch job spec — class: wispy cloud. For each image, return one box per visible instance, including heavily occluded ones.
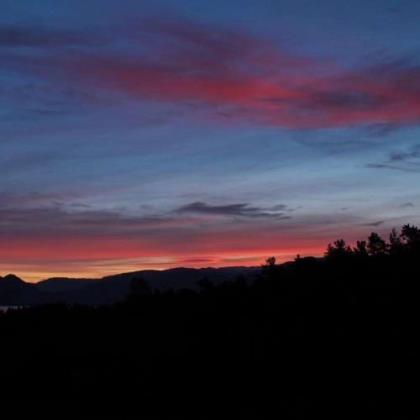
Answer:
[400,202,415,208]
[362,220,385,227]
[0,206,175,237]
[4,19,420,129]
[175,201,291,218]
[367,144,420,173]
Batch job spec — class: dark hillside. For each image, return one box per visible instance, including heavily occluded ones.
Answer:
[1,225,419,418]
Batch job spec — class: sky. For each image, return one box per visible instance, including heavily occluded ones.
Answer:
[1,0,420,281]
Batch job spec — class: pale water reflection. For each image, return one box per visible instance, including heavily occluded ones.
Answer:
[0,306,22,313]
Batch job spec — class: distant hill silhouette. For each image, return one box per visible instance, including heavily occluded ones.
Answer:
[0,266,260,305]
[0,274,42,305]
[1,224,420,417]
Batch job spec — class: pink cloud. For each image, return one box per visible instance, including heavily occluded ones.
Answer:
[4,19,420,128]
[37,20,417,129]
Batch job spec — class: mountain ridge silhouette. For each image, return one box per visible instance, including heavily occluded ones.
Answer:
[0,265,261,305]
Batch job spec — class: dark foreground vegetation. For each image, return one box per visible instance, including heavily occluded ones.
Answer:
[1,224,420,418]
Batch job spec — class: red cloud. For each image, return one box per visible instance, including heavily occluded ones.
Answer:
[4,19,420,128]
[39,20,418,129]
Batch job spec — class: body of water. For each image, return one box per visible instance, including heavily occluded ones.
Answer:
[0,306,22,313]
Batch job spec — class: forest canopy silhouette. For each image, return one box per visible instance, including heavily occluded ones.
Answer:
[1,223,420,418]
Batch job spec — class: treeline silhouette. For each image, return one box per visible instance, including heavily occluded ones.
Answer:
[1,224,420,418]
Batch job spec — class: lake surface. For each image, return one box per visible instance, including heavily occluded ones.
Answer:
[0,306,22,313]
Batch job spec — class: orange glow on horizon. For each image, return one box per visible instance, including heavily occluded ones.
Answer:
[0,240,326,282]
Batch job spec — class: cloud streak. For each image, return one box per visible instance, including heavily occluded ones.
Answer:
[0,193,383,281]
[175,201,290,218]
[367,144,420,173]
[4,19,420,129]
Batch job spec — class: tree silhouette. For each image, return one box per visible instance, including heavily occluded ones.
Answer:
[400,224,420,255]
[265,256,276,267]
[367,232,387,256]
[325,239,352,258]
[389,228,403,254]
[262,256,277,277]
[353,240,368,257]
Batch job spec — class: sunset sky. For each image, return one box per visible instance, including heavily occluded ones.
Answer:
[1,0,420,281]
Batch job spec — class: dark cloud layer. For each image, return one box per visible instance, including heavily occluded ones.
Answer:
[175,201,291,218]
[0,205,173,238]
